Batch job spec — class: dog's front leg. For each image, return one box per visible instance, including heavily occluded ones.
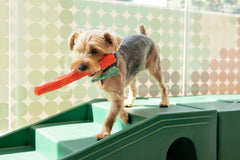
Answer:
[95,91,125,140]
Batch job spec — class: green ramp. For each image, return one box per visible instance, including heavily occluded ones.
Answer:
[0,98,217,160]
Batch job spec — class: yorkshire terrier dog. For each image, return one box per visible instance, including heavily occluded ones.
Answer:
[69,25,169,140]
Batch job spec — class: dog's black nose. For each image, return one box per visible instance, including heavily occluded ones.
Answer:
[78,65,88,71]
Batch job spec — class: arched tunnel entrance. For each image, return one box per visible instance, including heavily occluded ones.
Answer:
[167,137,197,160]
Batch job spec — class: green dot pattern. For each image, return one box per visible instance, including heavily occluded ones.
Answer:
[186,12,211,95]
[1,0,240,133]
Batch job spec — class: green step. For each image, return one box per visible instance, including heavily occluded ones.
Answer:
[160,94,240,104]
[210,94,240,103]
[0,99,147,159]
[178,101,240,111]
[33,122,119,160]
[0,148,46,160]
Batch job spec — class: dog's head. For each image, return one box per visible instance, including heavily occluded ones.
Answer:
[69,30,122,74]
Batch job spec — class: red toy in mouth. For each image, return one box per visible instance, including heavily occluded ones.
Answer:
[34,53,116,96]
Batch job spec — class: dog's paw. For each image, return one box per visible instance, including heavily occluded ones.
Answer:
[119,110,129,125]
[124,99,133,107]
[160,101,169,108]
[121,114,129,125]
[95,131,110,140]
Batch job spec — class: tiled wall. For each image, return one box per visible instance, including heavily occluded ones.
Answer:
[0,0,239,133]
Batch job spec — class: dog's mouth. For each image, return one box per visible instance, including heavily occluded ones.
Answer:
[89,73,96,77]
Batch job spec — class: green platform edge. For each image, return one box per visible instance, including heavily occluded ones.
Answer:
[0,94,239,160]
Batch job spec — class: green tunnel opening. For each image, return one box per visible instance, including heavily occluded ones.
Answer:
[167,137,197,160]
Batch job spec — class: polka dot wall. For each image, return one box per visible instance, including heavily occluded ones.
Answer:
[185,12,211,95]
[9,0,79,131]
[186,12,240,95]
[209,17,240,94]
[144,8,184,97]
[0,0,9,134]
[1,0,240,133]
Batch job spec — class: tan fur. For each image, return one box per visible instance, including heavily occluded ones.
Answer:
[69,30,122,78]
[69,25,169,140]
[124,79,137,107]
[146,47,169,106]
[139,24,147,35]
[69,31,81,51]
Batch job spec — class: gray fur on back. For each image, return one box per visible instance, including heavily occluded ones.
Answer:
[118,34,155,79]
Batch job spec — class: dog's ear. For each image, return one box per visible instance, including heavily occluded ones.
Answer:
[104,32,114,45]
[68,31,81,51]
[104,32,121,51]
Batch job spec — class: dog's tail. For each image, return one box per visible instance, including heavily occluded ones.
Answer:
[139,24,147,35]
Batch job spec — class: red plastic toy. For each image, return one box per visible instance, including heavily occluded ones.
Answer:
[34,53,116,96]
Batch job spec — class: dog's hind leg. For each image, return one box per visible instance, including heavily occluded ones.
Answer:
[147,47,169,107]
[124,80,137,107]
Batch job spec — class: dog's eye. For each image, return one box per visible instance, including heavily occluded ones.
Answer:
[91,49,98,54]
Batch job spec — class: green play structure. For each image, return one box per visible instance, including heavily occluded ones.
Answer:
[0,95,240,160]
